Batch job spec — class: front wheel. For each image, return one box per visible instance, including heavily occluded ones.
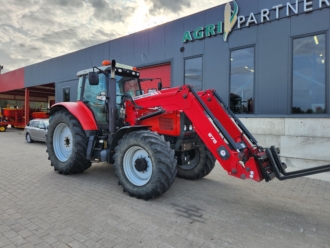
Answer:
[113,130,177,200]
[176,135,216,180]
[0,126,6,132]
[26,133,34,143]
[46,110,91,174]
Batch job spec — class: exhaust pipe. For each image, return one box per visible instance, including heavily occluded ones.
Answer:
[109,60,117,136]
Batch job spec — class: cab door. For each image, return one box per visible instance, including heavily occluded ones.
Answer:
[83,73,108,128]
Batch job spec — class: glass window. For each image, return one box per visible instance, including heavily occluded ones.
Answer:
[185,56,203,91]
[292,34,326,114]
[63,87,70,102]
[83,74,107,127]
[230,47,255,114]
[77,77,83,101]
[43,120,49,128]
[82,73,140,127]
[32,121,39,128]
[136,90,144,96]
[38,122,44,129]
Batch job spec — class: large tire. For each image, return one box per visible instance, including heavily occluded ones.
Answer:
[176,135,216,180]
[113,130,177,200]
[46,110,91,174]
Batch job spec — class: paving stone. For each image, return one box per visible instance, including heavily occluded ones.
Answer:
[34,242,52,248]
[25,235,43,246]
[0,236,11,247]
[0,129,330,248]
[66,240,87,248]
[41,235,58,245]
[17,243,34,248]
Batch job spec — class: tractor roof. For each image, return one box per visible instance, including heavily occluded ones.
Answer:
[76,62,140,77]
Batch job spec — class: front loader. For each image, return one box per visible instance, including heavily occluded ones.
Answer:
[46,60,330,200]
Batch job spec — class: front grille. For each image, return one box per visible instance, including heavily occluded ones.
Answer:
[159,117,174,130]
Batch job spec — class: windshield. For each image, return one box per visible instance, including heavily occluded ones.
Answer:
[116,75,141,97]
[80,73,140,127]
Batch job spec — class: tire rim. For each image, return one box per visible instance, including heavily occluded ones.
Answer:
[26,134,31,142]
[123,146,152,186]
[0,126,5,132]
[179,148,200,170]
[53,123,73,162]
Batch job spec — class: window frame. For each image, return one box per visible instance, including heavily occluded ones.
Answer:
[184,55,203,91]
[32,121,39,128]
[229,45,256,115]
[290,31,328,115]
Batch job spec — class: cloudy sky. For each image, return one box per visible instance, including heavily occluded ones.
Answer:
[0,0,229,73]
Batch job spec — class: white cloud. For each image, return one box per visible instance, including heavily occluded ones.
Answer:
[0,0,229,73]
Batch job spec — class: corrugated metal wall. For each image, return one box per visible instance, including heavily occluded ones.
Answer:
[138,64,171,93]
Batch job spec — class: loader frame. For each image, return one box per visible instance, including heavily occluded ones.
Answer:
[128,85,330,182]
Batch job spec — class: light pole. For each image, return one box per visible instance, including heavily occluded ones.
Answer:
[0,65,3,74]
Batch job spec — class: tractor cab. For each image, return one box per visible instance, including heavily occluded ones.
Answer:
[76,61,142,129]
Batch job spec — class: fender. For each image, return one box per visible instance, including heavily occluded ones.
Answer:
[50,101,98,131]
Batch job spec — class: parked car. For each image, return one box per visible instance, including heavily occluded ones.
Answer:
[24,118,49,143]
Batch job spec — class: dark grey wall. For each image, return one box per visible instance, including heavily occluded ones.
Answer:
[24,0,330,116]
[55,80,78,103]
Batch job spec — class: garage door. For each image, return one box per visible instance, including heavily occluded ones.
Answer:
[138,63,171,94]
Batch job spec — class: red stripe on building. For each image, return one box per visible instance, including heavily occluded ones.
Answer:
[0,68,25,92]
[138,64,171,93]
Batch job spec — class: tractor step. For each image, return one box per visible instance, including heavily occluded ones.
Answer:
[259,146,330,181]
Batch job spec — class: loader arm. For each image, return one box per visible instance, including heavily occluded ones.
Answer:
[128,85,330,182]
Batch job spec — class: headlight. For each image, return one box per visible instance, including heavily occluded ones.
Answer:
[189,125,193,131]
[184,125,187,131]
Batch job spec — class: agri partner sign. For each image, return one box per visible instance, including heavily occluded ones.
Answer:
[182,0,330,43]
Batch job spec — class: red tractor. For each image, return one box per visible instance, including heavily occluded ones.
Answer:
[46,60,330,200]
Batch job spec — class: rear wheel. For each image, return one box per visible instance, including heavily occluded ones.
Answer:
[113,130,177,200]
[26,133,34,143]
[46,110,91,174]
[0,126,6,132]
[176,135,216,180]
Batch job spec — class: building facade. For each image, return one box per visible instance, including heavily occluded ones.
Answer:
[1,0,330,176]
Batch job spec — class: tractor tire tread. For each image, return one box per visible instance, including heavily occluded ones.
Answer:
[46,110,91,174]
[113,130,177,200]
[176,135,216,180]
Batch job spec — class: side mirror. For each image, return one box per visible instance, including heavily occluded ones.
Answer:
[157,82,162,91]
[89,72,99,85]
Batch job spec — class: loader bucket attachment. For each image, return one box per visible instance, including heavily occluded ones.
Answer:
[256,146,330,181]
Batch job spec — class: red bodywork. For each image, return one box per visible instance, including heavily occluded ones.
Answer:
[51,101,98,131]
[2,108,25,128]
[125,86,265,182]
[31,112,50,119]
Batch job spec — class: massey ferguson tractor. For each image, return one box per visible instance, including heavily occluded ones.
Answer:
[46,60,330,200]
